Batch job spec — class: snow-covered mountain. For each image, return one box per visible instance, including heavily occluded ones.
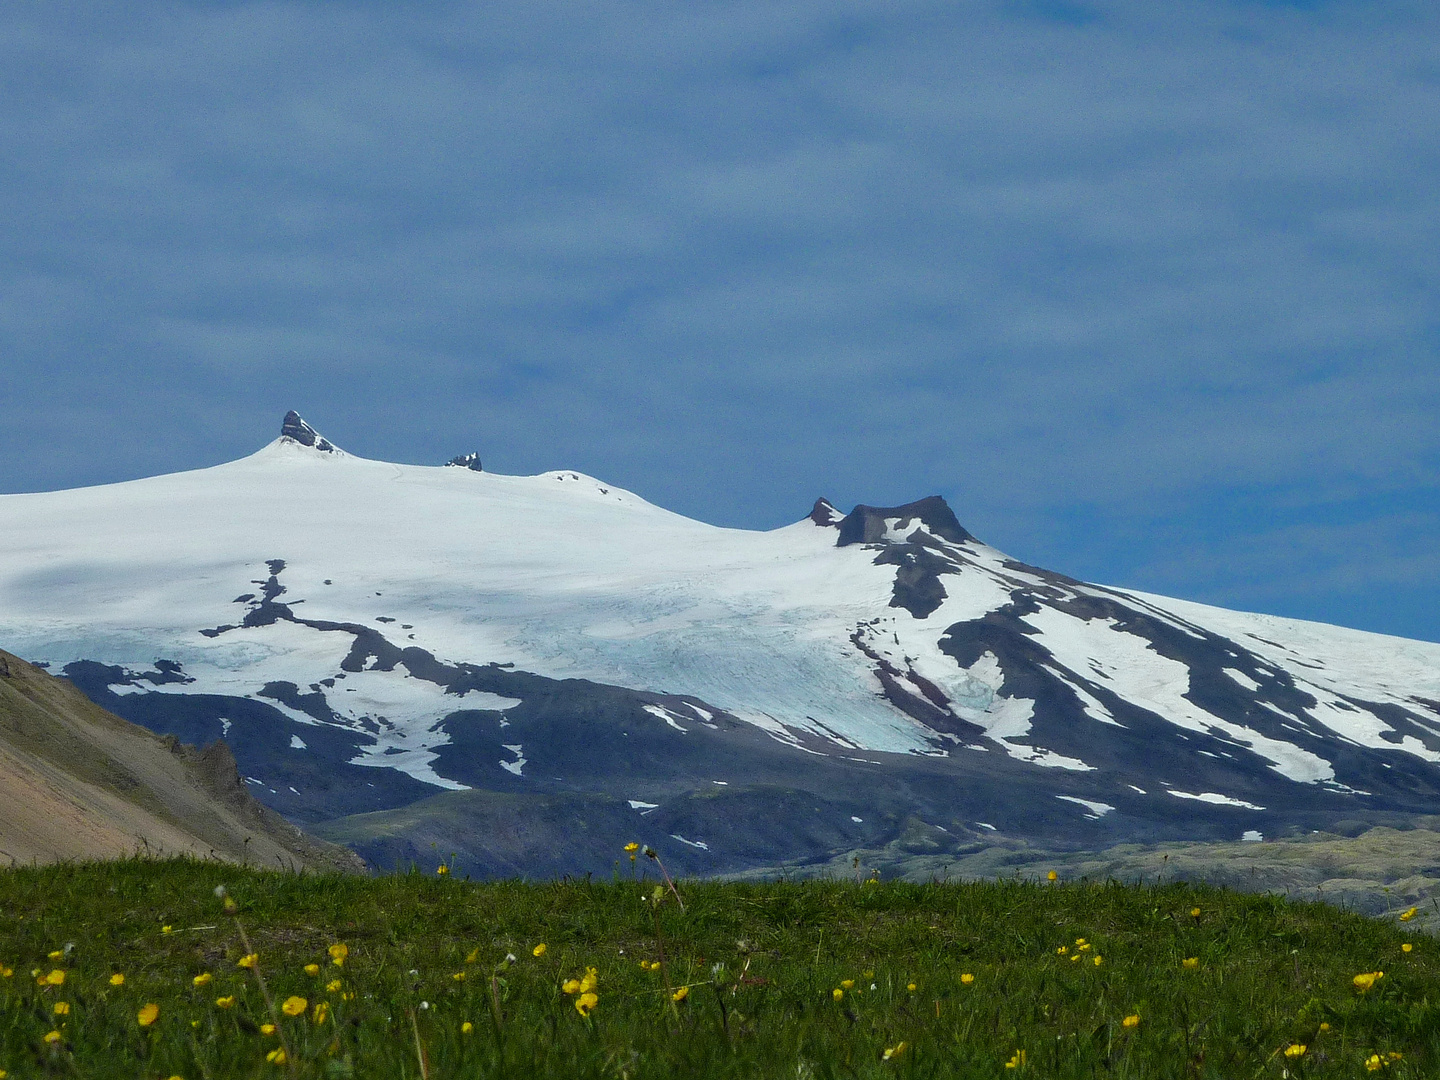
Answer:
[2,413,1438,875]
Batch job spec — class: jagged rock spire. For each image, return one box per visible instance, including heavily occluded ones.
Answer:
[280,411,335,453]
[809,498,843,526]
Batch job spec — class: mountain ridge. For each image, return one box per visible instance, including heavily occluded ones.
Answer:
[0,412,1436,876]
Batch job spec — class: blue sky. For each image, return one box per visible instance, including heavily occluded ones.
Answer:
[2,0,1437,642]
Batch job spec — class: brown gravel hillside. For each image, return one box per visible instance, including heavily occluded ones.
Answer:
[0,649,364,872]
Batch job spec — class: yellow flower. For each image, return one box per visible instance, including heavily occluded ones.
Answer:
[215,996,236,1009]
[452,972,466,982]
[562,978,582,995]
[1070,954,1081,962]
[110,973,125,986]
[47,950,63,960]
[832,988,844,1001]
[1121,1014,1139,1028]
[313,1001,329,1025]
[961,973,975,985]
[1075,938,1086,945]
[1047,871,1058,881]
[1353,971,1384,992]
[907,982,917,992]
[461,1021,474,1035]
[266,1049,287,1065]
[1284,1044,1307,1059]
[579,967,598,994]
[1399,906,1417,922]
[1078,943,1092,952]
[138,1002,159,1026]
[1402,943,1413,953]
[304,963,320,976]
[1005,1049,1027,1069]
[328,943,349,966]
[281,996,308,1016]
[162,926,173,935]
[45,969,65,986]
[533,943,547,957]
[0,967,10,978]
[193,972,212,987]
[575,991,598,1017]
[53,1002,70,1016]
[237,953,258,969]
[883,1041,908,1060]
[436,865,449,876]
[840,979,854,989]
[465,948,480,963]
[260,1023,276,1036]
[1365,1054,1383,1071]
[326,979,343,993]
[1182,957,1199,969]
[1093,956,1103,966]
[624,842,639,853]
[1190,907,1201,918]
[1319,1022,1331,1032]
[672,986,689,1002]
[44,1031,61,1044]
[1057,946,1068,955]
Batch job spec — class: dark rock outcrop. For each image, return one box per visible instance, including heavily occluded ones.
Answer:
[835,496,975,547]
[280,411,335,452]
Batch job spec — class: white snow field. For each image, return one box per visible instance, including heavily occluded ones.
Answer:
[1,423,1438,799]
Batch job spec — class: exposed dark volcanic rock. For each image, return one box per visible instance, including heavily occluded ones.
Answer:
[809,498,843,526]
[447,453,483,471]
[280,411,334,452]
[835,495,975,547]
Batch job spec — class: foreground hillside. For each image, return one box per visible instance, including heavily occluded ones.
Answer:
[0,860,1433,1077]
[0,650,361,872]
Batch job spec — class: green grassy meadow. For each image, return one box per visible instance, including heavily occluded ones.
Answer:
[0,857,1434,1078]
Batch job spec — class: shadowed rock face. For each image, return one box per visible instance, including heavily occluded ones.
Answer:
[280,411,334,452]
[446,453,483,471]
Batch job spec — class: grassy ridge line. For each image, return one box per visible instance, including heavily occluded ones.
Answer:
[0,859,1435,1078]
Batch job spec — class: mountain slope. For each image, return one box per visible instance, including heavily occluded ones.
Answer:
[1,413,1437,875]
[0,649,363,871]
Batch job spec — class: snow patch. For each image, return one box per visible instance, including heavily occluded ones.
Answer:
[1223,668,1262,692]
[500,744,526,777]
[669,834,709,850]
[289,734,307,750]
[1055,795,1114,819]
[1166,790,1266,810]
[642,704,689,733]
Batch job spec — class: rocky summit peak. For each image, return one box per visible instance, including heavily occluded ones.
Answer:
[446,452,483,472]
[809,498,843,527]
[280,411,335,453]
[835,495,975,548]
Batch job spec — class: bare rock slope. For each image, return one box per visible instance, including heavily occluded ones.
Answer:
[0,649,363,872]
